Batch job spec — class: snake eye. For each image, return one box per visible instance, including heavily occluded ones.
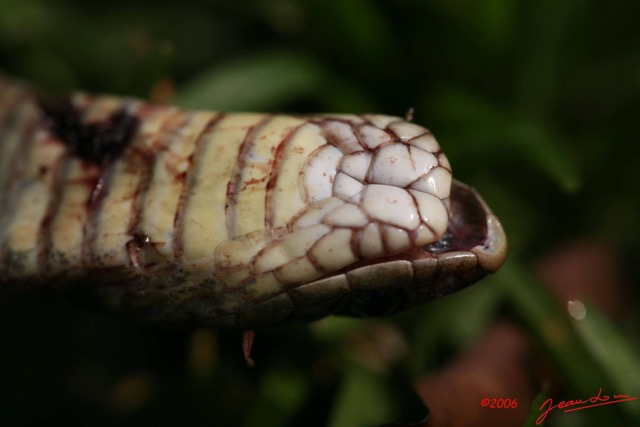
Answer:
[343,290,405,317]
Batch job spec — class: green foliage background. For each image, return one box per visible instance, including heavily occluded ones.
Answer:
[0,1,639,426]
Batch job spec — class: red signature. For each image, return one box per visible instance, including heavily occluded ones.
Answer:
[536,388,637,425]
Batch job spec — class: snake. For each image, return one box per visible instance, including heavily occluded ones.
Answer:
[0,74,507,330]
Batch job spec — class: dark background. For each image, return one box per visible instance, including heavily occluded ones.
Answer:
[1,1,639,426]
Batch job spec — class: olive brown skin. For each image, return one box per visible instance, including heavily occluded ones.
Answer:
[0,74,507,329]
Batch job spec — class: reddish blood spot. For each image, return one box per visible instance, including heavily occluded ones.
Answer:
[176,171,187,183]
[242,331,257,368]
[240,177,267,191]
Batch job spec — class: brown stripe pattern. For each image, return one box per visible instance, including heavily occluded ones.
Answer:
[0,76,507,328]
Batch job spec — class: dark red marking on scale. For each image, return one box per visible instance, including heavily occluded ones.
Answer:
[37,152,70,276]
[226,116,273,237]
[172,113,226,262]
[264,122,304,228]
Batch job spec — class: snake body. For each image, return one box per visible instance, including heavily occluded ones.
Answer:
[0,75,507,328]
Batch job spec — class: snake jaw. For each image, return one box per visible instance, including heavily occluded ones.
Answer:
[194,177,506,327]
[289,179,507,322]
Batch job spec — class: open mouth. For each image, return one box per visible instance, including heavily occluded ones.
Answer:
[327,179,508,318]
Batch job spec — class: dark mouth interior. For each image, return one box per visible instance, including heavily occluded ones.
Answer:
[423,181,488,255]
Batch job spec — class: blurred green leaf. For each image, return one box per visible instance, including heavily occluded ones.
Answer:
[0,0,51,42]
[503,120,581,193]
[407,281,500,376]
[176,51,329,111]
[311,317,367,344]
[432,0,516,48]
[126,39,175,98]
[523,383,550,427]
[496,259,622,426]
[327,364,393,427]
[12,46,79,91]
[496,259,609,394]
[432,88,581,192]
[515,0,580,121]
[306,0,392,66]
[572,305,640,419]
[244,368,308,427]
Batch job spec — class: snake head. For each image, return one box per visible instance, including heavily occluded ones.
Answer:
[208,116,507,328]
